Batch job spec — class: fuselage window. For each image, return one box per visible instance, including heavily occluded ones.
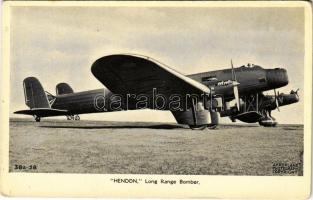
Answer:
[202,76,218,82]
[258,77,266,83]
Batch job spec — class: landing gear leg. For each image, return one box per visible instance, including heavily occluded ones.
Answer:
[268,111,277,127]
[66,115,74,120]
[208,111,219,129]
[258,110,277,127]
[268,111,276,121]
[189,98,205,130]
[230,116,236,122]
[67,115,79,120]
[34,116,41,122]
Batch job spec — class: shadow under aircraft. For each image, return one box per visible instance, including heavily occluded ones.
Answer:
[15,54,299,130]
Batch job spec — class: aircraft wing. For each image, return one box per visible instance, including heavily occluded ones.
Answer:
[91,54,210,97]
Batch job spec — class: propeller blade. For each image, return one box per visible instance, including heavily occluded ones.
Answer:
[274,89,280,112]
[231,59,237,81]
[234,85,240,111]
[231,60,240,111]
[295,88,300,98]
[290,89,299,98]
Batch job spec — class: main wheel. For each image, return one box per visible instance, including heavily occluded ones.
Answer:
[258,118,277,127]
[35,116,41,122]
[74,115,80,120]
[189,125,207,130]
[207,124,218,129]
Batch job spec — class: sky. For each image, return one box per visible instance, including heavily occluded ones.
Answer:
[9,5,305,124]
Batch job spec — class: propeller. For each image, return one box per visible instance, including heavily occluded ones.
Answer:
[292,88,300,98]
[231,60,240,111]
[274,89,280,112]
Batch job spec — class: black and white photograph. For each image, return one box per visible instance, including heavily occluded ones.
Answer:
[1,1,311,198]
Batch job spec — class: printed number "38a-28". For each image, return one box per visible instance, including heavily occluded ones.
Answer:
[14,164,37,170]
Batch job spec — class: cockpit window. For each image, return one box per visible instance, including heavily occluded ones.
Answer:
[252,65,262,69]
[239,64,262,70]
[258,77,266,83]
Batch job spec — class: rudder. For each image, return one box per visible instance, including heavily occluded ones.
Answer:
[23,77,50,109]
[56,83,74,95]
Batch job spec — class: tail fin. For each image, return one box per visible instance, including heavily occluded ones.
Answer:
[23,77,50,109]
[56,83,74,95]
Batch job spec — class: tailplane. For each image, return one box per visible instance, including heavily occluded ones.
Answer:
[15,77,69,121]
[23,77,50,109]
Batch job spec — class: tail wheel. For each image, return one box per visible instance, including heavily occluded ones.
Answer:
[35,116,41,122]
[189,125,207,130]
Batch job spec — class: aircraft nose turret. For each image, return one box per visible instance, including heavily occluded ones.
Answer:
[266,68,289,88]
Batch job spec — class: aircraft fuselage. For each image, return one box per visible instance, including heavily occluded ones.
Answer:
[49,65,289,115]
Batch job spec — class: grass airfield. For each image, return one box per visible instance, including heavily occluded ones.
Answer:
[9,118,303,175]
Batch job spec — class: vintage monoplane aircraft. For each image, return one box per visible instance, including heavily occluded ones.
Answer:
[15,54,299,129]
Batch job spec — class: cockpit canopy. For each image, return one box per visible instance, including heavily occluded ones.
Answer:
[239,63,263,70]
